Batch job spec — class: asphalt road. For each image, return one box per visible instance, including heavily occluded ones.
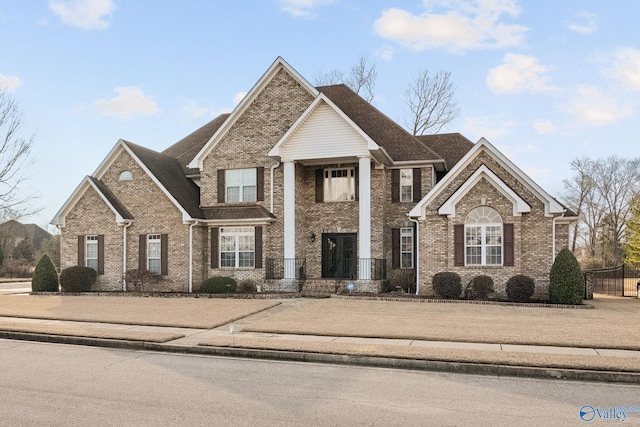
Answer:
[0,339,638,426]
[0,280,30,293]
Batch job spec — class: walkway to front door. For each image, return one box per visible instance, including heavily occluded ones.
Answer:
[322,233,357,279]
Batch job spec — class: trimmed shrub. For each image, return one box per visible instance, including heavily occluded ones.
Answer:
[506,275,535,302]
[202,276,237,294]
[549,248,584,305]
[469,275,494,300]
[432,272,462,299]
[237,279,257,293]
[59,266,97,292]
[31,255,59,292]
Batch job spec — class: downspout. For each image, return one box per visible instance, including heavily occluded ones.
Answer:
[270,162,280,213]
[551,209,567,263]
[189,221,200,293]
[121,220,132,291]
[408,216,420,295]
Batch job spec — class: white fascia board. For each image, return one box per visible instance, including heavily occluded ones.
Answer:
[189,57,319,170]
[51,176,125,227]
[268,94,380,161]
[203,218,276,226]
[409,137,562,219]
[438,165,531,217]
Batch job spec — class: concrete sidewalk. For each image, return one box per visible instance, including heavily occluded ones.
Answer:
[0,307,639,384]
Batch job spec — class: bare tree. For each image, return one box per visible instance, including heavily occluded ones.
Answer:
[563,158,598,253]
[0,89,36,218]
[314,55,377,102]
[404,68,459,135]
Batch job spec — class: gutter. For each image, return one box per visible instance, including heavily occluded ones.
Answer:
[551,209,566,263]
[408,216,420,295]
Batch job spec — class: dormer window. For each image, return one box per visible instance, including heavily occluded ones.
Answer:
[119,171,133,181]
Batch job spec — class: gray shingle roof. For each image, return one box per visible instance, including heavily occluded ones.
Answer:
[202,205,275,221]
[317,84,443,163]
[88,176,134,220]
[416,133,475,170]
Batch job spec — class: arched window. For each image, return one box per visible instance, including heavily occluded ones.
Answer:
[465,206,503,266]
[119,171,133,181]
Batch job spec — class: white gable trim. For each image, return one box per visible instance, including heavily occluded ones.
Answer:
[268,94,380,161]
[51,177,127,227]
[438,165,531,217]
[409,137,564,219]
[189,57,319,170]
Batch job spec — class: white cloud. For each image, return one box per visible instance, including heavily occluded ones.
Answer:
[93,86,159,118]
[559,86,633,126]
[487,53,554,94]
[49,0,116,30]
[567,10,597,34]
[373,0,528,52]
[602,47,640,91]
[532,120,556,134]
[0,74,22,92]
[278,0,335,18]
[233,91,247,105]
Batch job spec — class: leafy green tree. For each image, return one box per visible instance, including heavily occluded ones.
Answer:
[625,197,640,264]
[31,254,58,292]
[549,248,584,305]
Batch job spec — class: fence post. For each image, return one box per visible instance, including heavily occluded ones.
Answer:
[622,264,626,297]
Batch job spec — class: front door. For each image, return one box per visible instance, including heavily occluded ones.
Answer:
[322,233,357,279]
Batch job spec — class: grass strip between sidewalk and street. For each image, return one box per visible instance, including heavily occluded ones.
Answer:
[0,321,184,343]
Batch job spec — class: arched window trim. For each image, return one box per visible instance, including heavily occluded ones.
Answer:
[119,171,133,181]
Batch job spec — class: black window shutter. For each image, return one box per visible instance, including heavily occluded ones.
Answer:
[139,235,146,271]
[256,167,265,202]
[504,224,514,266]
[412,168,422,202]
[454,224,464,266]
[254,226,263,269]
[392,228,400,269]
[161,234,168,275]
[315,169,324,203]
[354,166,359,201]
[391,169,400,203]
[211,228,219,269]
[97,235,104,275]
[77,235,84,266]
[217,169,226,203]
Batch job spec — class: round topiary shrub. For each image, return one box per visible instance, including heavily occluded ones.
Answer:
[549,248,584,305]
[31,255,59,292]
[469,275,494,300]
[59,266,97,292]
[506,275,535,302]
[202,276,237,294]
[237,279,257,293]
[432,272,462,299]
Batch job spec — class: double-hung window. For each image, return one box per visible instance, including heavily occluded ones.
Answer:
[465,207,503,266]
[85,235,98,271]
[220,227,255,268]
[400,227,414,269]
[400,169,413,202]
[147,234,162,274]
[226,169,257,203]
[324,168,355,202]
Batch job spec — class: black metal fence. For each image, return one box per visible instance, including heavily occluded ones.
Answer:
[589,264,640,297]
[265,258,306,280]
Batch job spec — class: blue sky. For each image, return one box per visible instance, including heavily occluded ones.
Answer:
[1,0,639,231]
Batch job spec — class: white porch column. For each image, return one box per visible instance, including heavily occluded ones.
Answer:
[283,161,296,279]
[358,156,371,280]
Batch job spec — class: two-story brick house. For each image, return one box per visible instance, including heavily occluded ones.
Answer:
[52,57,576,296]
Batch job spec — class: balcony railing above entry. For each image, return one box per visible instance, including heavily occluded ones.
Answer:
[265,258,306,280]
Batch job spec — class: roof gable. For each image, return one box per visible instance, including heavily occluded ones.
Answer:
[409,137,564,219]
[188,57,318,170]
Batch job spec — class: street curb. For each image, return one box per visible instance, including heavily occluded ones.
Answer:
[1,330,639,385]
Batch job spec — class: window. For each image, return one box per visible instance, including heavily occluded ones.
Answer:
[400,169,413,202]
[324,168,355,202]
[118,171,133,181]
[147,234,162,274]
[400,227,414,269]
[465,207,502,266]
[220,227,255,268]
[226,169,257,203]
[85,235,98,271]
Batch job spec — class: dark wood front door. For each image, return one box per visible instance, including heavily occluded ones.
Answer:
[322,233,357,279]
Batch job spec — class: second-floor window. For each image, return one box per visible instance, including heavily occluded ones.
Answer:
[324,168,355,202]
[226,169,257,203]
[400,169,413,202]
